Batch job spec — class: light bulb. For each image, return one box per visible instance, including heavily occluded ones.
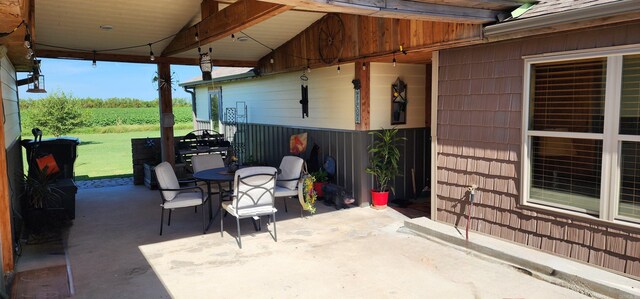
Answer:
[25,48,33,59]
[337,65,341,73]
[195,31,199,42]
[362,62,366,70]
[150,52,155,61]
[231,33,235,41]
[307,66,311,73]
[24,33,31,49]
[270,57,274,64]
[393,57,396,67]
[92,60,97,68]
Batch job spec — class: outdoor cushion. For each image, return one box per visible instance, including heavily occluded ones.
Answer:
[163,191,203,209]
[274,185,298,197]
[222,201,276,217]
[276,156,304,190]
[191,153,225,173]
[155,162,180,201]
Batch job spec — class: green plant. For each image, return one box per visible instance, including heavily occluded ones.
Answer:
[22,90,88,136]
[23,167,62,209]
[311,169,329,183]
[366,128,406,193]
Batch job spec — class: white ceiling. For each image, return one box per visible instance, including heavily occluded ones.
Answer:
[34,0,324,64]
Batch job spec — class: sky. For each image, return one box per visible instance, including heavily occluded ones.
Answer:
[17,58,203,101]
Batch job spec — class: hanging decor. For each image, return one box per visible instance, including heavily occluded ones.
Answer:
[198,47,213,80]
[352,79,361,124]
[26,60,47,93]
[391,77,407,125]
[299,71,309,118]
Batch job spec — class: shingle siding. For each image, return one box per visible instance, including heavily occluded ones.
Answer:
[437,21,640,278]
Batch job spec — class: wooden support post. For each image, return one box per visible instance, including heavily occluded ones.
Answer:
[0,61,14,272]
[157,63,175,165]
[355,61,370,131]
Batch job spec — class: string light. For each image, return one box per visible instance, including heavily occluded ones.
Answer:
[24,32,31,49]
[195,31,199,42]
[306,59,311,73]
[362,62,366,70]
[231,33,236,41]
[337,65,341,73]
[92,50,97,68]
[25,48,33,59]
[392,52,396,67]
[148,43,155,61]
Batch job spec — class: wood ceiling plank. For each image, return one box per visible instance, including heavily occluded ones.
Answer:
[162,0,292,56]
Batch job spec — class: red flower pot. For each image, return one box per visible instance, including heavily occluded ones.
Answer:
[314,182,327,197]
[371,189,389,209]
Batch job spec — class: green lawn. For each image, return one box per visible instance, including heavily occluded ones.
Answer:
[70,129,191,180]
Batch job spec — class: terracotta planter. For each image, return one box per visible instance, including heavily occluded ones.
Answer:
[371,189,389,209]
[314,182,327,197]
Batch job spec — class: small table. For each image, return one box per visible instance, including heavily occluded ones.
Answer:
[193,167,236,224]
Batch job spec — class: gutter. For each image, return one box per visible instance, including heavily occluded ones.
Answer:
[179,70,257,88]
[484,0,640,37]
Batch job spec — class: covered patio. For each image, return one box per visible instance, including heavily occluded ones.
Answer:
[15,183,591,298]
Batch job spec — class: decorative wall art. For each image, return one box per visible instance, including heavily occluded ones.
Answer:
[391,77,407,125]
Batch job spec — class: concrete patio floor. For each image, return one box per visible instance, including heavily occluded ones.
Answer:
[59,184,592,299]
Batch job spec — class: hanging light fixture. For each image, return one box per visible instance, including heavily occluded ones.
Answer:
[92,50,97,68]
[362,62,366,70]
[26,60,47,93]
[199,47,213,80]
[24,31,31,49]
[337,65,341,74]
[231,33,236,41]
[148,43,155,61]
[392,52,397,67]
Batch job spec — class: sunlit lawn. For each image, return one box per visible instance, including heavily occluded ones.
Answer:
[71,129,191,180]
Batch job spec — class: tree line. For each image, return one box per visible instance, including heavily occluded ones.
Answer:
[20,95,190,109]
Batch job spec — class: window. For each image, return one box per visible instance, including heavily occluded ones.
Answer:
[523,46,640,225]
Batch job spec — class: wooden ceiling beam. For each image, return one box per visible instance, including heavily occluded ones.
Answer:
[162,0,292,56]
[37,49,258,67]
[260,0,504,23]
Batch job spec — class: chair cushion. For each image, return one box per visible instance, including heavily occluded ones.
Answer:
[274,185,297,197]
[155,162,180,201]
[223,201,277,217]
[191,154,225,173]
[162,191,204,209]
[276,156,304,190]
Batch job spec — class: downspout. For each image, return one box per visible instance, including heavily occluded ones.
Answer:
[184,86,196,130]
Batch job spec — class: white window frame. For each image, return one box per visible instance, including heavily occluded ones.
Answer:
[521,44,640,227]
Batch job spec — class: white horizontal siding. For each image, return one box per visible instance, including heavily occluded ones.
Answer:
[218,63,355,130]
[370,63,427,129]
[1,55,20,148]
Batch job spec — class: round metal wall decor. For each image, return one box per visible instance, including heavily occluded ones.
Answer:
[318,14,344,65]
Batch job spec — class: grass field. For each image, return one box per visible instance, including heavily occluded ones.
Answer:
[69,128,191,180]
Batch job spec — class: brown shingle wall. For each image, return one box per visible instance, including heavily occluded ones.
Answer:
[437,21,640,278]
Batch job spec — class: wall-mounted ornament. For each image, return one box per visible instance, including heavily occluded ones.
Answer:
[391,77,407,125]
[352,79,361,124]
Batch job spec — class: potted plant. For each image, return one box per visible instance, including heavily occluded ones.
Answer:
[311,169,329,197]
[22,167,68,235]
[366,128,405,209]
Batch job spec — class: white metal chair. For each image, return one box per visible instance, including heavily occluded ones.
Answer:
[274,156,305,213]
[221,166,278,248]
[154,162,210,235]
[191,153,229,193]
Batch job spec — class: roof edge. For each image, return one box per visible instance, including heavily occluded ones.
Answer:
[484,0,640,37]
[179,71,257,87]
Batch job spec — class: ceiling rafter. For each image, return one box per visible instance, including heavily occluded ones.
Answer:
[37,49,257,67]
[162,0,292,57]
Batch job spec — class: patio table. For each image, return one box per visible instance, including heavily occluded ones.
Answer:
[193,167,236,226]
